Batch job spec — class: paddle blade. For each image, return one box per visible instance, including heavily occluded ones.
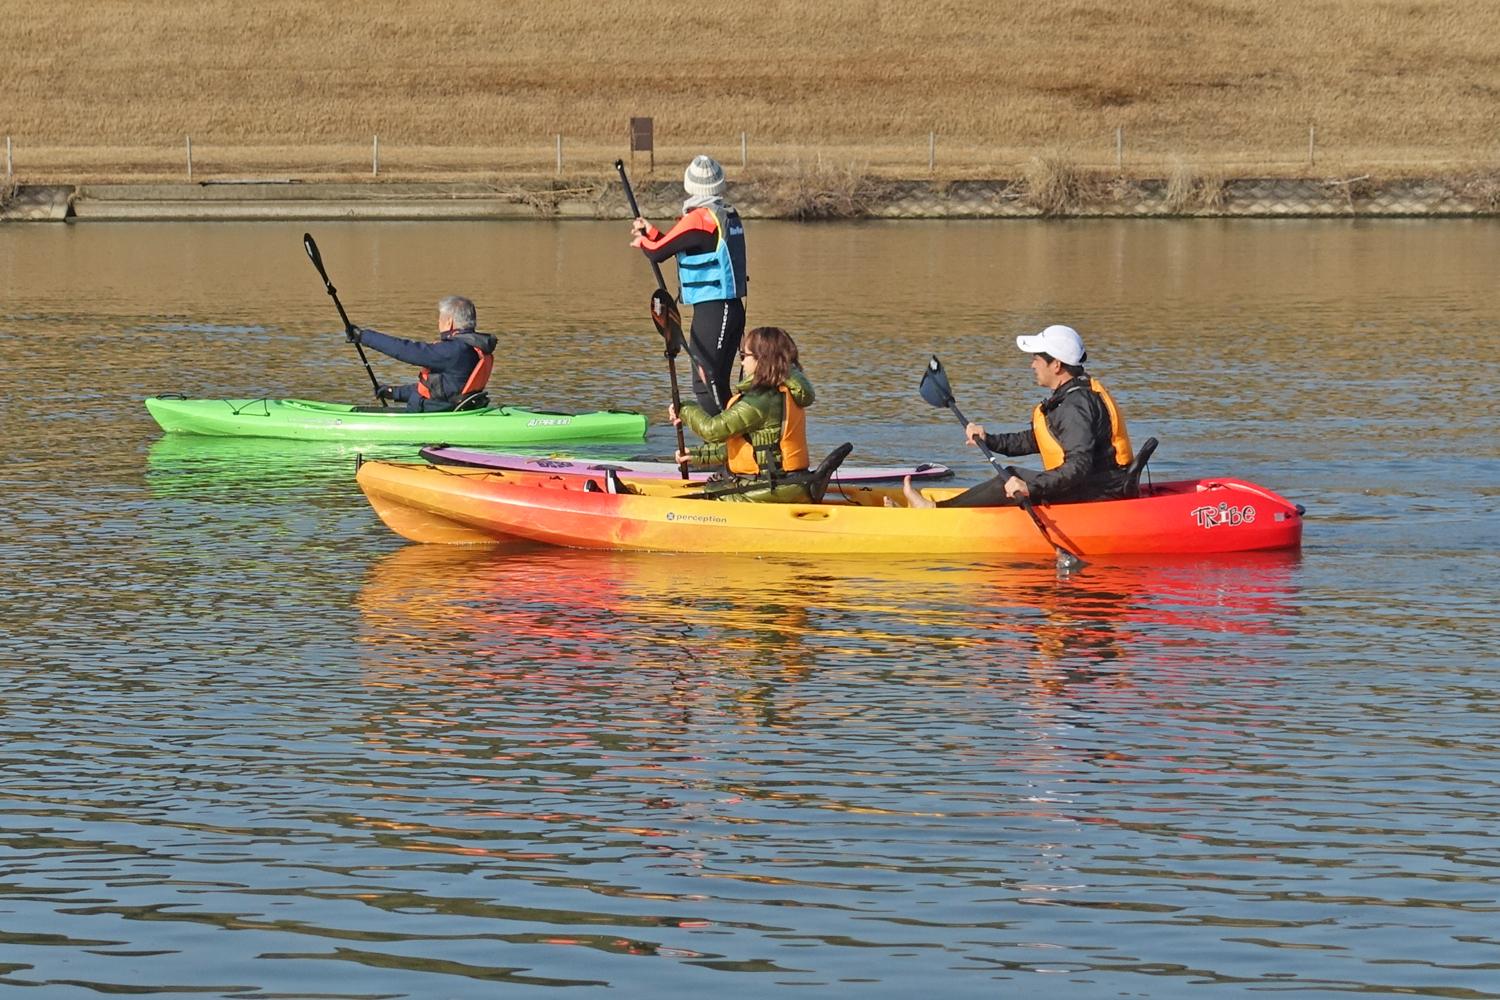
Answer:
[650,288,685,357]
[919,355,954,409]
[303,232,323,270]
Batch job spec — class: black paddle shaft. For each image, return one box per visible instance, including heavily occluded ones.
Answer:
[303,233,386,407]
[615,160,669,293]
[968,418,1084,571]
[651,289,691,478]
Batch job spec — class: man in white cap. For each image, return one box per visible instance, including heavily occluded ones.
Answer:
[903,324,1134,507]
[630,154,748,414]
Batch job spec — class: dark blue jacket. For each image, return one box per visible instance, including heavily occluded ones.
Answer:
[359,328,496,412]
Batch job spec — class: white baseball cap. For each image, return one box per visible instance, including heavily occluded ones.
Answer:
[1016,324,1087,366]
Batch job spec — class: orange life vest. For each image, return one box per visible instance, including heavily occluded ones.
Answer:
[725,384,808,476]
[1031,377,1132,471]
[417,335,494,402]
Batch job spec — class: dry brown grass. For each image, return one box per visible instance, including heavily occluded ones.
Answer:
[1448,170,1500,210]
[1022,155,1117,214]
[1165,160,1228,212]
[4,1,1500,182]
[754,159,881,219]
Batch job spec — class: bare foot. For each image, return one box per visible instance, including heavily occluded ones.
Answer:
[901,475,935,509]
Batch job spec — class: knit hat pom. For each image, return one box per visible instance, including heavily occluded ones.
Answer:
[683,155,726,198]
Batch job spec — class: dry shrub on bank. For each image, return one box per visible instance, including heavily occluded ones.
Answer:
[755,161,878,220]
[1166,160,1228,212]
[1449,171,1500,210]
[1023,156,1113,215]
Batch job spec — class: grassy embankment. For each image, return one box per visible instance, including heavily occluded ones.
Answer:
[3,0,1499,210]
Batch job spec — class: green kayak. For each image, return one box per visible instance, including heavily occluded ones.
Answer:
[144,396,648,445]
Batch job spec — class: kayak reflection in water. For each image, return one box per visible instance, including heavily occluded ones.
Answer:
[904,324,1135,508]
[349,295,498,412]
[668,326,817,503]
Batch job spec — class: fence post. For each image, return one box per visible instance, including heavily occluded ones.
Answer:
[186,136,193,180]
[373,135,379,176]
[1308,125,1316,165]
[556,134,562,174]
[928,132,935,173]
[741,131,747,168]
[1116,127,1123,171]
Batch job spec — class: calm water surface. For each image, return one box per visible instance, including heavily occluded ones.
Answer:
[1,219,1497,998]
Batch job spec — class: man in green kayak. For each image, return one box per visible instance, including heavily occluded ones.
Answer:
[903,324,1134,507]
[350,296,498,412]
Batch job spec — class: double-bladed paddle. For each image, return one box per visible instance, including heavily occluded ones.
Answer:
[919,355,1086,572]
[303,232,386,407]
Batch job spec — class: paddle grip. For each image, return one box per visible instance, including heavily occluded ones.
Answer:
[948,403,1008,476]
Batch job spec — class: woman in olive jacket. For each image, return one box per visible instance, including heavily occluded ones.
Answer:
[669,326,816,503]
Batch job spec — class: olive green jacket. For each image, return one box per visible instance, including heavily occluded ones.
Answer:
[679,367,815,471]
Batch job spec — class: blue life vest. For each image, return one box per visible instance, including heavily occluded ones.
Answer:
[677,206,748,305]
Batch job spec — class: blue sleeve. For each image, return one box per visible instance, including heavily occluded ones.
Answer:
[359,329,461,368]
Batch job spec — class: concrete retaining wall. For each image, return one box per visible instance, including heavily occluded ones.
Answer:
[3,178,1496,222]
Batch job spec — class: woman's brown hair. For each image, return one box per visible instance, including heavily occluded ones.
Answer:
[742,326,800,388]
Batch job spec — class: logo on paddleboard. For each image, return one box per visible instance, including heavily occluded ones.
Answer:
[1190,502,1257,529]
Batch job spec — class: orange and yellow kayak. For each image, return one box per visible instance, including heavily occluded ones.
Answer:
[355,461,1304,558]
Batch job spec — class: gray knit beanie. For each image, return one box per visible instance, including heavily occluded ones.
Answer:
[682,155,726,198]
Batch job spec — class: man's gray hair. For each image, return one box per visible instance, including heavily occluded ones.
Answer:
[438,295,477,331]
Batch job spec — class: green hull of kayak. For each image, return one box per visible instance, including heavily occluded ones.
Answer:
[145,396,648,445]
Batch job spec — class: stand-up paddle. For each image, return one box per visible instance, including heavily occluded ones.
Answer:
[617,160,693,478]
[919,355,1085,572]
[615,159,668,292]
[651,289,691,478]
[303,232,385,407]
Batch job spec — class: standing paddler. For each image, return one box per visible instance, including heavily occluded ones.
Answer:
[629,154,748,415]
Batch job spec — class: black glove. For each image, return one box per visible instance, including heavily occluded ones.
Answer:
[376,384,396,401]
[345,326,362,344]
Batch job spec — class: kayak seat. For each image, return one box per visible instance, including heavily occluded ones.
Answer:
[453,391,491,412]
[1123,436,1159,499]
[584,470,637,495]
[692,443,854,502]
[806,442,855,503]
